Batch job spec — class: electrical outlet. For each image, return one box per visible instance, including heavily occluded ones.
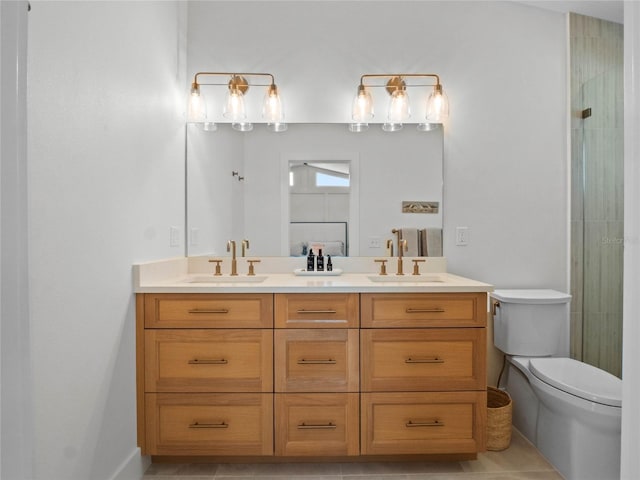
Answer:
[170,226,181,247]
[190,227,200,246]
[368,237,381,248]
[455,226,470,246]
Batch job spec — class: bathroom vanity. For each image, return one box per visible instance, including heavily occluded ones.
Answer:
[134,257,492,461]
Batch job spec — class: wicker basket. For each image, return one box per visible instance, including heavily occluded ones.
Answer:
[487,386,512,451]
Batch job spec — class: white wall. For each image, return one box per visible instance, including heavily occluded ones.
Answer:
[187,1,568,291]
[27,2,185,479]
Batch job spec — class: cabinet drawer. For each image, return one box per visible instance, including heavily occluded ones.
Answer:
[144,293,273,328]
[275,393,359,456]
[275,293,359,328]
[145,393,273,456]
[361,293,486,328]
[145,329,273,392]
[361,329,486,392]
[275,329,359,392]
[361,392,486,455]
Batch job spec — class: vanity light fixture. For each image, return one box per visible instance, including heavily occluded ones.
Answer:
[188,72,286,132]
[349,73,449,132]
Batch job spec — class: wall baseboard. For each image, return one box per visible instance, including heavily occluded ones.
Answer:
[108,448,150,480]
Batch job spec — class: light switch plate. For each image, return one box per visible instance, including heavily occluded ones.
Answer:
[455,226,469,246]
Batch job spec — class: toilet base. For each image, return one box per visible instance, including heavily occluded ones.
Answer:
[503,356,621,480]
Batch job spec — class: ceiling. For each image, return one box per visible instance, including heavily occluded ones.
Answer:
[516,1,623,24]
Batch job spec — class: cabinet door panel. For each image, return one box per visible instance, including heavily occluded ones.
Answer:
[275,293,359,328]
[275,329,359,392]
[361,328,486,391]
[146,393,273,456]
[145,293,273,328]
[146,329,273,392]
[361,392,486,455]
[275,393,359,456]
[361,293,486,328]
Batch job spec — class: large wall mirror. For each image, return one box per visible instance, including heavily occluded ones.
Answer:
[186,123,443,258]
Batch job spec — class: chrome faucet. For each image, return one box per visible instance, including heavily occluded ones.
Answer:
[226,240,238,276]
[241,239,250,257]
[391,228,408,275]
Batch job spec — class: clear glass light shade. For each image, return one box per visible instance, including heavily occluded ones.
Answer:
[382,122,403,132]
[348,123,369,133]
[387,89,410,123]
[187,89,207,123]
[416,123,441,132]
[223,89,246,121]
[352,86,374,122]
[425,86,449,123]
[268,122,288,132]
[232,122,253,132]
[263,85,284,123]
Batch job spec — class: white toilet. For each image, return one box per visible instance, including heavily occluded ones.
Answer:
[491,289,622,480]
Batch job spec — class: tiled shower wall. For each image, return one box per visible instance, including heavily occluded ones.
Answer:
[570,14,624,377]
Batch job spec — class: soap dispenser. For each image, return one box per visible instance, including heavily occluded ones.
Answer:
[306,248,315,271]
[317,248,324,271]
[326,255,333,272]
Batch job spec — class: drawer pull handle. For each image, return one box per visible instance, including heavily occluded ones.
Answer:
[189,421,229,429]
[188,308,229,314]
[297,422,337,430]
[296,309,338,314]
[405,357,444,364]
[188,358,228,365]
[406,420,444,428]
[406,307,445,313]
[297,358,337,365]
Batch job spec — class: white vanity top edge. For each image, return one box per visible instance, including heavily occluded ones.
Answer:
[133,257,493,294]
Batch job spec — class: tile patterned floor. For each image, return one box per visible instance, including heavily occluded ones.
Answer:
[142,429,563,479]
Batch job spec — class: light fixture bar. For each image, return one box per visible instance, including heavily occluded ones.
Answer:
[193,72,276,87]
[350,73,449,132]
[189,71,286,132]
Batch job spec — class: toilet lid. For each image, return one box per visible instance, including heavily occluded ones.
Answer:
[530,357,622,407]
[491,289,571,304]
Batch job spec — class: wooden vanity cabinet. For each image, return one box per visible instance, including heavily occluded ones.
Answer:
[137,290,488,459]
[138,293,274,456]
[274,293,360,456]
[360,293,487,455]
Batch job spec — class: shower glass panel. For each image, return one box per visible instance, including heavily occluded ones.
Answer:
[573,68,624,378]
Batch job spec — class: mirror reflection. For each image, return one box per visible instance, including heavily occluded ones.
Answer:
[186,123,443,257]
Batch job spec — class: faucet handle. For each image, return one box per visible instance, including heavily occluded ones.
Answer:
[411,259,426,276]
[208,259,223,276]
[374,259,388,276]
[241,239,250,257]
[247,259,261,276]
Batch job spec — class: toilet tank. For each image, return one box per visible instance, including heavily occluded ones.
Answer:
[491,289,571,357]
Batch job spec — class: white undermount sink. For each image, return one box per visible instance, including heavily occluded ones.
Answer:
[367,274,445,283]
[182,275,267,283]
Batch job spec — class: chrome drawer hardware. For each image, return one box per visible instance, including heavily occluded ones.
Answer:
[406,307,445,313]
[405,357,444,364]
[188,358,228,365]
[297,422,337,430]
[189,421,229,429]
[406,420,444,428]
[296,309,337,314]
[188,308,229,314]
[297,358,337,365]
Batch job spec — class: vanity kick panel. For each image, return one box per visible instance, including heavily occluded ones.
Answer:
[137,292,487,458]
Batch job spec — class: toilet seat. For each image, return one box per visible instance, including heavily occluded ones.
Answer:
[529,357,621,407]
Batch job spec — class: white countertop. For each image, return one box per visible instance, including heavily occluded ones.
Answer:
[133,257,493,294]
